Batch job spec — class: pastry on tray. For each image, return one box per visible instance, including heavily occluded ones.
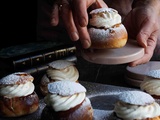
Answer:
[41,81,93,120]
[88,7,128,49]
[140,70,160,99]
[114,91,160,120]
[0,72,39,117]
[40,60,79,96]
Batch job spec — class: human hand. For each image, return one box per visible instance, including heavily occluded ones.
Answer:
[123,5,160,67]
[51,0,108,49]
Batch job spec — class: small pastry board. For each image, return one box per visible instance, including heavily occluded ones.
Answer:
[81,39,144,65]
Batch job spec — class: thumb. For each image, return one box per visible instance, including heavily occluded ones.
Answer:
[136,21,153,48]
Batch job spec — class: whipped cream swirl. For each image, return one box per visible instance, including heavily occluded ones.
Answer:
[89,8,121,28]
[0,81,34,98]
[47,66,79,82]
[140,79,160,96]
[114,101,160,120]
[44,92,85,112]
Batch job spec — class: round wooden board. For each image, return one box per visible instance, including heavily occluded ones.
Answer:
[126,61,160,80]
[81,39,144,65]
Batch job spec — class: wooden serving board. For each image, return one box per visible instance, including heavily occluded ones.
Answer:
[81,39,144,65]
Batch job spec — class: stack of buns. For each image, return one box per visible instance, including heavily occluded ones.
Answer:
[40,60,79,96]
[0,72,39,117]
[88,8,128,49]
[41,81,93,120]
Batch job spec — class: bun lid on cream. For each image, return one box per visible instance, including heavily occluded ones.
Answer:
[89,7,122,28]
[147,69,160,78]
[0,72,34,85]
[48,81,86,96]
[48,60,75,69]
[118,91,155,105]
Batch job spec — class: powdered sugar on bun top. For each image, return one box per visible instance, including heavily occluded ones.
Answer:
[0,72,34,85]
[89,8,121,28]
[48,60,75,69]
[48,81,86,96]
[90,8,117,14]
[45,81,87,111]
[147,69,160,78]
[118,91,154,105]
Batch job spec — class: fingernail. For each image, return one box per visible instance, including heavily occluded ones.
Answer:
[51,18,57,26]
[139,33,148,47]
[144,41,147,47]
[82,40,91,49]
[71,32,79,41]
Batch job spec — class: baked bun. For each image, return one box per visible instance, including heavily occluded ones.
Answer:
[0,72,39,117]
[40,60,79,96]
[140,70,160,99]
[88,8,128,49]
[41,81,93,120]
[114,91,160,120]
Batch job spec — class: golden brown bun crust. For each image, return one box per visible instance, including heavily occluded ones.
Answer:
[88,24,128,49]
[143,90,160,99]
[41,99,93,120]
[40,74,55,96]
[0,92,39,117]
[151,95,160,99]
[146,116,160,120]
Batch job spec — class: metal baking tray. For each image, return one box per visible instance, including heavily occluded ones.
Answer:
[0,81,157,120]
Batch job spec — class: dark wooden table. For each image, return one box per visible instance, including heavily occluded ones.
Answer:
[76,56,133,88]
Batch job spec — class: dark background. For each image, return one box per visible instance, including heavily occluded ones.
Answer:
[0,1,37,48]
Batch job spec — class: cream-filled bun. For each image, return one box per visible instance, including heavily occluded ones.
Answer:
[41,81,93,120]
[88,8,128,49]
[140,69,160,99]
[40,60,79,96]
[0,72,39,117]
[114,91,160,120]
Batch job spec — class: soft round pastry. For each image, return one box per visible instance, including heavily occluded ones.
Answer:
[41,81,93,120]
[40,60,79,96]
[88,8,128,49]
[0,72,39,117]
[140,70,160,99]
[114,91,160,120]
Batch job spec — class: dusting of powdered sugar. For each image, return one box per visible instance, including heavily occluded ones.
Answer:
[147,69,160,78]
[0,72,33,85]
[90,8,118,14]
[88,24,126,42]
[48,81,86,96]
[48,60,75,69]
[118,91,155,105]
